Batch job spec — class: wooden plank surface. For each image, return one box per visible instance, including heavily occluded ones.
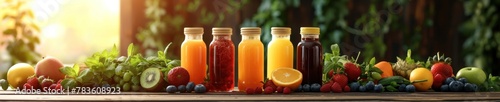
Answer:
[0,91,499,101]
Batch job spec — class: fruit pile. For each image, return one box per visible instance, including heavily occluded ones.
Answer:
[2,43,500,94]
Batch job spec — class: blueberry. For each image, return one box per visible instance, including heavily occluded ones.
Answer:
[166,85,177,93]
[406,85,416,92]
[349,82,360,92]
[374,84,384,92]
[366,81,375,91]
[398,84,406,92]
[449,81,464,92]
[444,77,455,85]
[458,78,468,84]
[311,83,321,92]
[302,84,311,92]
[194,84,206,93]
[464,83,477,92]
[186,82,195,92]
[440,85,449,92]
[295,85,303,92]
[178,85,187,93]
[358,86,366,92]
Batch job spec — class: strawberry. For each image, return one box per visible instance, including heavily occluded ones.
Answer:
[255,87,263,94]
[283,87,291,94]
[343,86,350,92]
[431,62,453,78]
[331,82,342,93]
[245,88,254,95]
[264,86,274,94]
[320,83,332,93]
[276,86,284,93]
[344,62,361,81]
[40,79,54,91]
[23,83,33,90]
[261,79,277,91]
[332,74,348,88]
[327,70,334,79]
[26,76,40,89]
[432,74,445,91]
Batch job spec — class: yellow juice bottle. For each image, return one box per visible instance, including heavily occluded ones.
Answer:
[181,27,206,84]
[238,27,264,92]
[267,27,294,79]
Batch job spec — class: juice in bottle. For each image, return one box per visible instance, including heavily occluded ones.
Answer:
[267,27,294,79]
[208,27,235,92]
[181,27,206,84]
[297,27,323,85]
[238,27,264,92]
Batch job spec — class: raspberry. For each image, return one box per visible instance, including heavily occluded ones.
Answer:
[283,87,291,94]
[343,85,351,92]
[23,83,33,90]
[264,86,274,94]
[254,87,262,94]
[276,86,284,93]
[26,76,39,89]
[320,83,332,93]
[245,88,254,95]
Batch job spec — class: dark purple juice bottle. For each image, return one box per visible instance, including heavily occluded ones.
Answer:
[297,27,323,85]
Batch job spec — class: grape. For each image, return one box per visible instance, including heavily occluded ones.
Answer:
[123,72,132,82]
[116,84,122,89]
[131,84,140,91]
[131,76,140,85]
[113,76,122,83]
[123,83,131,91]
[115,65,123,76]
[119,80,125,86]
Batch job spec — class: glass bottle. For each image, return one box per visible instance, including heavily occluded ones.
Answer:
[181,27,206,84]
[238,27,264,92]
[297,27,323,85]
[209,27,234,92]
[267,27,294,79]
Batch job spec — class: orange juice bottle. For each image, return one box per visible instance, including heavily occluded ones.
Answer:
[238,27,264,92]
[181,27,206,84]
[267,27,294,79]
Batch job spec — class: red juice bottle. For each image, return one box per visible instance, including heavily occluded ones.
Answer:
[208,27,235,92]
[297,27,323,85]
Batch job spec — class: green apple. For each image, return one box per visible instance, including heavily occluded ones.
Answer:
[456,67,486,85]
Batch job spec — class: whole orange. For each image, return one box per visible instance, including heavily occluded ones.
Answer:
[374,61,393,78]
[409,68,434,92]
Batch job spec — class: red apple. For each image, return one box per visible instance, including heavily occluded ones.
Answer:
[35,56,66,81]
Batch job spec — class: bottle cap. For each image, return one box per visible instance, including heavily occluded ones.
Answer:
[241,27,261,35]
[212,27,232,36]
[300,27,320,35]
[184,27,204,35]
[271,27,291,35]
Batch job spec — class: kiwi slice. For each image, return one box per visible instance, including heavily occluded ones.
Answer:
[140,68,166,92]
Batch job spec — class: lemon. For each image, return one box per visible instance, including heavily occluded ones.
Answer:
[409,68,434,92]
[7,63,35,88]
[271,68,302,90]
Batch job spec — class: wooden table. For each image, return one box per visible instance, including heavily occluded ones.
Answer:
[1,91,499,101]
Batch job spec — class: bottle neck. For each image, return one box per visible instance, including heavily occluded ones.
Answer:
[301,35,319,39]
[185,34,203,40]
[242,35,260,40]
[213,35,231,40]
[272,35,290,40]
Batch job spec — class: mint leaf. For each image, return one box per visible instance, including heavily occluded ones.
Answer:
[331,44,340,56]
[127,43,136,57]
[59,66,77,78]
[76,69,93,83]
[369,57,376,65]
[61,79,77,90]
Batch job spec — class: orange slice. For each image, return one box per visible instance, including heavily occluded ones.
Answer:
[271,68,302,90]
